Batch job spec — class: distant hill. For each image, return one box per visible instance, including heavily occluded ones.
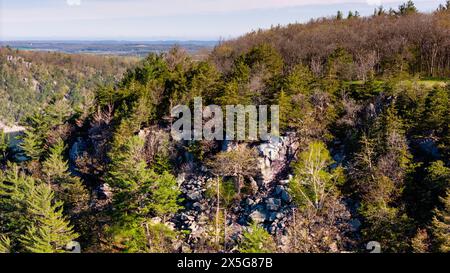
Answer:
[0,47,138,123]
[0,40,217,57]
[212,9,450,79]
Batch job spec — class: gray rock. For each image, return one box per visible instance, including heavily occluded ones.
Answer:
[192,202,202,211]
[349,219,361,232]
[266,198,281,211]
[245,198,255,207]
[249,210,267,224]
[186,191,202,201]
[281,189,292,203]
[97,183,112,199]
[269,212,278,222]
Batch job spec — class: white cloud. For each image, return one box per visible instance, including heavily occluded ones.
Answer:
[366,0,383,5]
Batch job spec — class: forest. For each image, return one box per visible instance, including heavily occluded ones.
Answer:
[0,1,449,253]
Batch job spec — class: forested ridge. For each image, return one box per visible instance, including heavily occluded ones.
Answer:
[0,1,449,253]
[0,48,137,123]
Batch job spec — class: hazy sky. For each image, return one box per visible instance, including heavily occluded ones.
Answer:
[0,0,445,40]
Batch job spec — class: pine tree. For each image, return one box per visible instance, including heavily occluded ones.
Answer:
[432,190,450,252]
[0,129,9,162]
[0,235,11,253]
[397,1,418,15]
[20,183,77,253]
[107,136,182,252]
[0,164,36,245]
[42,138,69,181]
[42,138,89,215]
[20,129,44,160]
[239,223,276,253]
[411,229,430,253]
[148,171,182,219]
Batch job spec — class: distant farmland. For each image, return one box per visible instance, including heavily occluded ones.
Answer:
[0,40,217,57]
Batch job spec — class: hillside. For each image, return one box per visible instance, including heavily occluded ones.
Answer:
[0,47,138,124]
[0,2,449,254]
[212,6,450,79]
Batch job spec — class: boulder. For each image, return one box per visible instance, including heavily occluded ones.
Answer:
[266,198,281,211]
[186,191,202,201]
[249,210,267,224]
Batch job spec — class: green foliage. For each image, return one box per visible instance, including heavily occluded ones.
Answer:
[42,138,89,215]
[20,183,78,253]
[289,141,343,209]
[20,129,45,161]
[0,164,36,244]
[106,135,181,252]
[397,1,418,15]
[239,223,276,253]
[360,203,414,253]
[0,235,11,253]
[148,172,183,217]
[0,129,9,161]
[0,47,135,123]
[421,87,449,135]
[42,138,69,181]
[432,190,450,252]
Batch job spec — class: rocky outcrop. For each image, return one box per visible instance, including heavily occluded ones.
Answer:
[256,133,298,185]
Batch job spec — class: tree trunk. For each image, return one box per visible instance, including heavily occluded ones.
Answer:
[216,177,220,246]
[223,208,227,252]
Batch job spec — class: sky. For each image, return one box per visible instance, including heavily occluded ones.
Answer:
[0,0,445,40]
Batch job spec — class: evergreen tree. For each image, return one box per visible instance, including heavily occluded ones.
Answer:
[239,223,276,253]
[148,171,183,219]
[0,164,36,247]
[42,138,89,215]
[0,235,11,253]
[20,129,45,160]
[20,183,77,253]
[421,87,449,135]
[42,138,69,181]
[432,190,450,252]
[107,136,181,252]
[0,129,9,162]
[397,1,418,15]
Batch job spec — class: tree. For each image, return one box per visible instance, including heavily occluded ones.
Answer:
[0,164,36,248]
[432,190,450,252]
[0,235,11,253]
[106,136,182,252]
[20,183,77,253]
[0,129,9,162]
[207,145,259,196]
[289,141,344,209]
[360,203,414,253]
[206,178,238,249]
[239,223,276,253]
[285,196,353,253]
[148,171,183,219]
[42,138,69,181]
[336,11,344,20]
[397,1,418,15]
[421,87,449,135]
[42,138,89,215]
[411,229,430,253]
[20,129,44,160]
